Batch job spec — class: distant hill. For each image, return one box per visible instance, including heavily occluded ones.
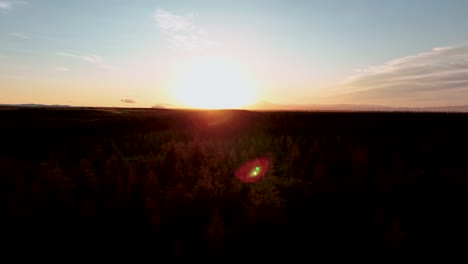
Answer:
[417,105,468,112]
[151,105,166,109]
[246,101,468,112]
[0,103,72,108]
[3,102,468,112]
[152,104,176,109]
[246,101,397,111]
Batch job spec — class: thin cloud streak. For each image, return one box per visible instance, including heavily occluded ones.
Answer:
[82,55,103,64]
[121,99,136,104]
[56,51,114,70]
[54,67,70,72]
[56,52,78,57]
[9,32,30,39]
[333,43,468,106]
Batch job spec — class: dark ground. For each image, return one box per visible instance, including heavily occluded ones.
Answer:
[1,106,468,262]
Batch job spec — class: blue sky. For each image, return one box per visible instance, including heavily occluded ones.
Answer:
[1,0,468,107]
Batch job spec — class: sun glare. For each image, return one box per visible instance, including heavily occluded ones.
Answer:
[170,55,258,109]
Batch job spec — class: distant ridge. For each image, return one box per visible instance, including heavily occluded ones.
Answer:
[0,103,72,108]
[246,101,468,112]
[151,104,177,109]
[245,100,395,111]
[416,105,468,112]
[2,102,468,112]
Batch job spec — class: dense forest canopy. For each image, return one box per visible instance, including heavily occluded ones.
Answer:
[1,108,468,261]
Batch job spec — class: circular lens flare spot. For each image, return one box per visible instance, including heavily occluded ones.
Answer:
[235,157,270,183]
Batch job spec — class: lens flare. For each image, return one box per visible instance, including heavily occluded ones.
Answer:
[235,157,270,183]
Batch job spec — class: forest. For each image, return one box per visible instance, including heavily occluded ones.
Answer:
[1,107,468,261]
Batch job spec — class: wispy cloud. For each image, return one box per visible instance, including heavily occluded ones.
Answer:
[54,67,70,72]
[0,1,11,10]
[97,64,115,70]
[9,32,30,40]
[0,0,27,13]
[56,52,77,57]
[56,51,114,70]
[56,52,103,64]
[121,99,136,104]
[82,55,103,64]
[0,73,24,80]
[154,8,214,52]
[334,43,468,106]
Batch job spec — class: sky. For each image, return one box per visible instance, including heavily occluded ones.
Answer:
[1,0,468,108]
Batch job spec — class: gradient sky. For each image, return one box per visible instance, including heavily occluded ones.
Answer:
[1,0,468,107]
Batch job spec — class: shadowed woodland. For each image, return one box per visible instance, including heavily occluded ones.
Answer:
[2,107,468,261]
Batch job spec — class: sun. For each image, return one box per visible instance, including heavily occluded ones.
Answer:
[169,55,258,109]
